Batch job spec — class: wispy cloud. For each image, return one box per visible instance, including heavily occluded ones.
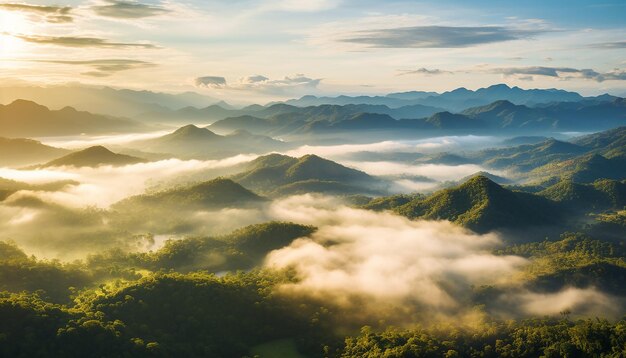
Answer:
[339,26,548,48]
[195,76,227,88]
[0,2,73,23]
[491,66,626,82]
[398,67,452,76]
[36,59,156,77]
[12,34,158,49]
[591,41,626,49]
[194,73,321,94]
[91,0,170,19]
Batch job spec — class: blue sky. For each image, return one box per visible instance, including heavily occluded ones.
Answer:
[0,0,625,102]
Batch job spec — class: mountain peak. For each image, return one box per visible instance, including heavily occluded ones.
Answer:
[172,124,218,138]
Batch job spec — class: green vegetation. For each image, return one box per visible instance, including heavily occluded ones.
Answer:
[341,318,626,357]
[393,175,558,232]
[114,177,265,211]
[232,153,384,196]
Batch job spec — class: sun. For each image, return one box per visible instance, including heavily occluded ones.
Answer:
[0,10,30,58]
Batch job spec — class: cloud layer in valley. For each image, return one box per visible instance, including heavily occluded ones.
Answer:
[264,195,621,321]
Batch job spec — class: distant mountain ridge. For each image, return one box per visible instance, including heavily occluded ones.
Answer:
[131,124,289,159]
[281,84,603,111]
[0,85,218,117]
[0,100,147,137]
[207,98,625,137]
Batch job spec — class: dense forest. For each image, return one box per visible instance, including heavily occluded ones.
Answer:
[0,88,625,357]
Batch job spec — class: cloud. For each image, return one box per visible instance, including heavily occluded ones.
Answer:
[398,67,452,76]
[270,0,338,12]
[1,155,257,208]
[339,26,547,48]
[497,287,623,318]
[591,41,626,49]
[195,73,321,94]
[344,161,495,182]
[491,66,626,82]
[91,0,170,19]
[13,34,158,49]
[240,74,270,83]
[195,76,227,88]
[0,2,73,23]
[264,195,527,319]
[36,59,156,77]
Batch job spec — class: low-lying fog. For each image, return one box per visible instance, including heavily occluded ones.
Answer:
[0,130,623,323]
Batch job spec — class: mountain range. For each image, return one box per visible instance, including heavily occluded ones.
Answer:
[206,98,625,138]
[281,84,612,111]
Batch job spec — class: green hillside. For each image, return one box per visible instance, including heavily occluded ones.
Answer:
[232,153,384,196]
[114,178,264,211]
[394,175,558,232]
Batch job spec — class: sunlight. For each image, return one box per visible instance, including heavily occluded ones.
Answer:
[0,11,29,58]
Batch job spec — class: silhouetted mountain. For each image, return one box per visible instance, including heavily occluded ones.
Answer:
[0,100,147,137]
[0,85,217,117]
[0,137,70,167]
[282,84,586,111]
[394,175,558,232]
[423,84,584,111]
[231,153,385,196]
[183,96,626,137]
[39,146,146,168]
[133,124,288,159]
[114,178,264,211]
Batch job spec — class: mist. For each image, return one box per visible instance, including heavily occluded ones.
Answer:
[263,195,622,323]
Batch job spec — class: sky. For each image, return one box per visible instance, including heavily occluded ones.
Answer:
[0,0,625,102]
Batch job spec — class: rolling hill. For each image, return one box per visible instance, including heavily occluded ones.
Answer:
[231,153,386,196]
[537,179,626,211]
[113,177,265,211]
[393,175,559,232]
